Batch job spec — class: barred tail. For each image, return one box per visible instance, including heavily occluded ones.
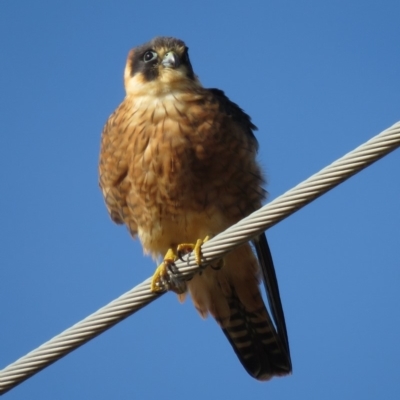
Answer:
[222,293,291,380]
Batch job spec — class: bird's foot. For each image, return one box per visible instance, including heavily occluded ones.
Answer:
[151,236,211,294]
[177,236,210,266]
[151,248,175,293]
[151,248,186,294]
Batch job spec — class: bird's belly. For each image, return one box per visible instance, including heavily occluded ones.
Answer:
[137,207,228,257]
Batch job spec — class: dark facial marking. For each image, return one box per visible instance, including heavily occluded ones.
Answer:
[130,47,159,81]
[129,37,196,82]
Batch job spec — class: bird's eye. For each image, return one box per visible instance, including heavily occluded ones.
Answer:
[143,50,158,63]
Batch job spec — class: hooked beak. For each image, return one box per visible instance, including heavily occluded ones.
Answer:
[161,51,180,69]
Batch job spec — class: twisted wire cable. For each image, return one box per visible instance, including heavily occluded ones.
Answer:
[1,121,399,395]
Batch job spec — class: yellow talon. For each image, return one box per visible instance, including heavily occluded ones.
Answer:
[151,236,211,294]
[164,248,177,265]
[177,235,209,265]
[151,248,177,293]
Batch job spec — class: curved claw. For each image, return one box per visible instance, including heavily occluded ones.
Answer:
[167,261,179,274]
[177,236,209,266]
[177,250,187,263]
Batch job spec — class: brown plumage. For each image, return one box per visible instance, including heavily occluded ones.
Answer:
[99,36,291,380]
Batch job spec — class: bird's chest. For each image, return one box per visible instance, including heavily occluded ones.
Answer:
[127,96,222,219]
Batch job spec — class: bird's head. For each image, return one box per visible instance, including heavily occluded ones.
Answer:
[124,37,200,96]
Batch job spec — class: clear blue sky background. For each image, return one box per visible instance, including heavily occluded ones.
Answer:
[1,1,399,399]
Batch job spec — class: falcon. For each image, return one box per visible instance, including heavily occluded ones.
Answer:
[99,36,291,380]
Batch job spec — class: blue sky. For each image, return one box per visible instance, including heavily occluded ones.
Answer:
[1,1,399,399]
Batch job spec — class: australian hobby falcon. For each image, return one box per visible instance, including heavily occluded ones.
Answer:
[99,36,291,380]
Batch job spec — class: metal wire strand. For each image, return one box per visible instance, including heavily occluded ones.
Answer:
[1,121,399,395]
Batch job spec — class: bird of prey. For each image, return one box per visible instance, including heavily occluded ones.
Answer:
[99,36,291,380]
